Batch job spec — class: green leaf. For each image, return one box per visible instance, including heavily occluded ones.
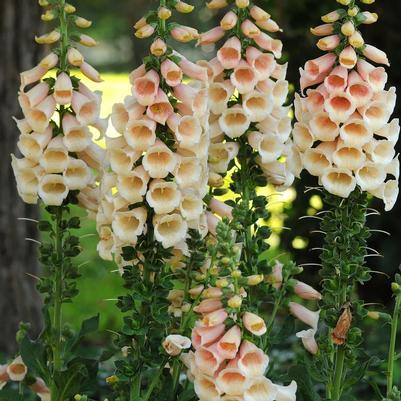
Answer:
[288,365,321,401]
[0,387,20,401]
[19,335,49,381]
[79,314,100,338]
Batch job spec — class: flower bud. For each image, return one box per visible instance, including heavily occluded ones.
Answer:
[150,38,167,56]
[247,275,264,286]
[106,375,119,384]
[38,0,49,6]
[332,307,352,345]
[158,6,172,20]
[348,7,359,17]
[337,0,351,4]
[207,0,228,10]
[64,3,76,13]
[75,16,92,28]
[341,21,355,36]
[135,24,155,39]
[67,48,84,66]
[228,295,242,308]
[392,282,401,294]
[360,11,378,24]
[367,311,380,320]
[35,30,61,44]
[349,31,364,48]
[231,270,242,278]
[361,0,375,3]
[175,1,194,13]
[216,278,229,288]
[134,17,147,30]
[79,34,97,47]
[321,10,342,23]
[208,172,224,187]
[41,10,56,22]
[236,0,249,8]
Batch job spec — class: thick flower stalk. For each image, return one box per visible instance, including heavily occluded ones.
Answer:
[180,220,300,401]
[97,1,211,400]
[197,0,313,362]
[294,1,399,400]
[7,0,105,400]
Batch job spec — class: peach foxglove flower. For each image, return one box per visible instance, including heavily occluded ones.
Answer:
[142,140,177,178]
[243,312,267,336]
[275,380,297,401]
[216,368,249,396]
[67,47,84,66]
[293,281,322,300]
[220,11,238,30]
[219,106,251,138]
[163,335,191,356]
[197,26,225,46]
[125,118,156,152]
[147,88,174,125]
[112,207,147,244]
[54,72,73,104]
[289,302,320,331]
[363,44,390,66]
[238,341,269,377]
[146,180,181,214]
[38,174,69,206]
[6,357,27,382]
[63,158,92,190]
[244,376,277,401]
[133,69,159,106]
[296,329,319,355]
[216,325,241,359]
[154,213,188,248]
[194,374,221,401]
[217,37,242,70]
[26,95,56,133]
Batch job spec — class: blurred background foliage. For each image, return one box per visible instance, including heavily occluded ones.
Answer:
[7,0,400,397]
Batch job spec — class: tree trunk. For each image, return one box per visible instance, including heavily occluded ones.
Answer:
[0,0,44,354]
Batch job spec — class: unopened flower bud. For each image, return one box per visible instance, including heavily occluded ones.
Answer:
[106,375,119,384]
[189,285,204,298]
[35,30,61,44]
[321,10,342,23]
[231,270,242,279]
[74,395,82,401]
[337,0,351,4]
[360,11,378,24]
[38,0,49,6]
[150,38,167,56]
[75,16,92,29]
[79,34,97,47]
[341,21,355,36]
[348,7,359,17]
[158,6,172,20]
[228,295,242,308]
[367,311,380,320]
[41,10,56,22]
[210,266,219,276]
[67,48,84,66]
[361,0,375,3]
[392,282,401,294]
[236,0,249,8]
[216,278,229,288]
[135,24,155,39]
[175,1,194,13]
[195,273,206,281]
[221,257,231,265]
[134,17,147,30]
[64,3,76,14]
[206,0,228,10]
[349,31,364,48]
[247,275,264,286]
[208,172,224,187]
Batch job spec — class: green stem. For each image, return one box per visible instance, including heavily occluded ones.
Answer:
[387,293,401,396]
[332,346,346,401]
[58,0,69,71]
[50,206,64,401]
[142,360,167,401]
